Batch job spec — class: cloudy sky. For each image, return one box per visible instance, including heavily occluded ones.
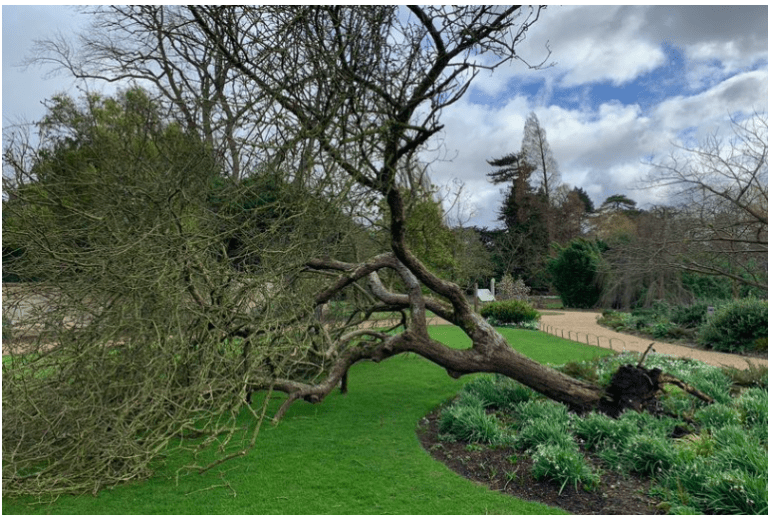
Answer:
[3,5,768,228]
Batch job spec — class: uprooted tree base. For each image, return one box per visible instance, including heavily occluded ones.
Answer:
[597,347,714,419]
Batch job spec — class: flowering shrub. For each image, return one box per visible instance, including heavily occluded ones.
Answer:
[496,274,530,302]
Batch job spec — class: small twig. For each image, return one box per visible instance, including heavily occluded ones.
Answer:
[637,342,655,368]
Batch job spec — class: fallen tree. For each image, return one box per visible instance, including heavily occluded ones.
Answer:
[2,6,712,497]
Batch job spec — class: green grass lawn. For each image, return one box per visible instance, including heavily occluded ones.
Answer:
[3,327,612,515]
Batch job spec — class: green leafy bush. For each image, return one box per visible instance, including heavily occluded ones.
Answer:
[480,300,540,326]
[698,298,768,352]
[670,303,708,327]
[755,337,768,353]
[546,239,603,308]
[651,322,672,338]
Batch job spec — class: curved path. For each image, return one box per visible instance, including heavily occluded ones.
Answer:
[538,310,768,370]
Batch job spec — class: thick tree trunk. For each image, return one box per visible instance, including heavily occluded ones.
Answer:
[398,315,604,412]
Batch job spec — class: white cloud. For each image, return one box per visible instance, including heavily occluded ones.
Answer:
[512,6,667,88]
[652,69,768,141]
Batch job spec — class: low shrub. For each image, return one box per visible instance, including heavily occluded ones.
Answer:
[665,326,696,340]
[650,322,672,338]
[480,300,540,326]
[755,336,768,353]
[722,361,768,390]
[698,298,768,352]
[596,310,627,330]
[670,303,708,327]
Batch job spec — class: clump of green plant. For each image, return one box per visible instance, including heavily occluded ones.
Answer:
[438,403,507,445]
[698,298,768,352]
[463,375,533,410]
[511,399,571,429]
[693,402,740,429]
[735,387,768,431]
[597,309,626,330]
[670,303,708,328]
[754,337,768,352]
[557,358,601,383]
[573,412,637,450]
[480,300,540,327]
[531,443,600,494]
[514,419,574,452]
[703,469,768,514]
[623,434,676,476]
[722,360,768,389]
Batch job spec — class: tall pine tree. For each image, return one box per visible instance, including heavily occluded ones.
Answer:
[486,153,550,289]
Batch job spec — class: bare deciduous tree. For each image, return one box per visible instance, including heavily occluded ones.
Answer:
[28,6,289,181]
[644,113,768,294]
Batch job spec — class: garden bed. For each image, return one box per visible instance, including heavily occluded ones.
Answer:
[418,352,768,515]
[418,407,663,515]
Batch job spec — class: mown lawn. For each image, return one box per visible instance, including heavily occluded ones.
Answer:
[3,327,612,515]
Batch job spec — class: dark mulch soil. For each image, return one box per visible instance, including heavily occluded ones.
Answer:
[416,408,664,515]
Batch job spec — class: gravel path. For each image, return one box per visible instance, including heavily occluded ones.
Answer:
[538,310,768,370]
[6,309,765,370]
